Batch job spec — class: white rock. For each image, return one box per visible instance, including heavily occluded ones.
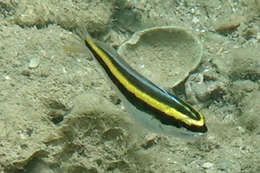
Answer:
[29,57,40,68]
[202,162,214,169]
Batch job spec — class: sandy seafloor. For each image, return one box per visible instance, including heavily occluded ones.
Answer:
[0,0,260,173]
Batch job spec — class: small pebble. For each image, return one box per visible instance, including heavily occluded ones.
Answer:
[3,74,10,80]
[29,57,40,69]
[202,162,214,169]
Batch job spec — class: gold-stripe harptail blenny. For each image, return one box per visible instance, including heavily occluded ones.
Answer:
[84,34,207,136]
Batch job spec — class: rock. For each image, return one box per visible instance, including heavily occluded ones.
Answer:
[118,26,203,88]
[202,162,214,169]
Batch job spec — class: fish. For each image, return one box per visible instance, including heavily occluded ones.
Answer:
[84,33,207,137]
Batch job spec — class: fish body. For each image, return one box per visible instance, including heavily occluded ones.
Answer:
[84,35,207,136]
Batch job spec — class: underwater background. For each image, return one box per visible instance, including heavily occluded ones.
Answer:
[0,0,259,172]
